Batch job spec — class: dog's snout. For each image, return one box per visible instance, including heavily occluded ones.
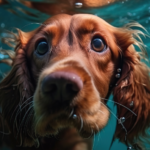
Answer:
[42,71,83,102]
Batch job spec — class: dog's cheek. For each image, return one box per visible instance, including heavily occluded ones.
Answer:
[74,79,110,132]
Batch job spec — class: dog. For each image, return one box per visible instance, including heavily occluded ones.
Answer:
[0,14,150,150]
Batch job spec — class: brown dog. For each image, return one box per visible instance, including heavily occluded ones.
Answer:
[0,14,150,150]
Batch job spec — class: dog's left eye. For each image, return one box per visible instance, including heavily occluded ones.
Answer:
[36,40,49,55]
[91,37,106,52]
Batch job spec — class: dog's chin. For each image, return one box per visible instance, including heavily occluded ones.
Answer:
[33,105,109,138]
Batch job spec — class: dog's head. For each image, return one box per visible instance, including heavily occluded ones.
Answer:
[0,14,149,148]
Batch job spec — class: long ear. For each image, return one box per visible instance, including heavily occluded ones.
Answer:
[113,24,150,149]
[0,29,37,147]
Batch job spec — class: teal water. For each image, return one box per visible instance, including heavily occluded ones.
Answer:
[0,0,150,150]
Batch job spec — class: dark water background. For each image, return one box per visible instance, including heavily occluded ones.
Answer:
[0,0,150,149]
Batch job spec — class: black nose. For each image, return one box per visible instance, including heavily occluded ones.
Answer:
[42,71,83,102]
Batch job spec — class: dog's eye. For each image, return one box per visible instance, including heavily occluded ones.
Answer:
[36,40,49,55]
[91,37,106,52]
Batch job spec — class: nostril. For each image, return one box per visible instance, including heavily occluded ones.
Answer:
[66,82,81,94]
[47,84,57,93]
[42,78,58,94]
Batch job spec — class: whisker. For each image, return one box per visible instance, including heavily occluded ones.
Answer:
[22,110,34,135]
[14,101,33,121]
[101,98,137,116]
[18,103,34,135]
[20,94,25,105]
[94,122,99,133]
[92,131,96,150]
[96,129,101,143]
[79,115,83,132]
[98,110,105,115]
[100,102,128,134]
[23,110,34,134]
[0,116,11,136]
[13,101,33,133]
[20,96,34,107]
[84,128,94,139]
[17,110,33,138]
[69,108,74,118]
[10,95,33,122]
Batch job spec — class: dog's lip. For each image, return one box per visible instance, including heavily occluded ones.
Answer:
[35,108,102,137]
[44,108,75,120]
[46,113,94,138]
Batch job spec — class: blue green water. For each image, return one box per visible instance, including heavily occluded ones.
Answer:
[0,0,150,149]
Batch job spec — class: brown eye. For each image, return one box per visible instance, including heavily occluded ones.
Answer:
[36,40,49,55]
[91,37,106,52]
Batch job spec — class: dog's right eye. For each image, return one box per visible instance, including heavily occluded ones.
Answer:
[36,40,49,55]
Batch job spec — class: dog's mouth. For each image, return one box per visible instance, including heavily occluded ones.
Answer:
[33,94,109,139]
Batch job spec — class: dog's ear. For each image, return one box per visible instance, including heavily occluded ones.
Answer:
[113,24,150,148]
[0,29,37,146]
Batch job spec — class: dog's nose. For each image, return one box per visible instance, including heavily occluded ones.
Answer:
[42,71,83,102]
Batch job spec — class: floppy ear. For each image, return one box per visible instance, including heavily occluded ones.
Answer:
[113,24,150,149]
[0,30,37,146]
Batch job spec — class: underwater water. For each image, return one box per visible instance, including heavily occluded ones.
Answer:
[0,0,150,150]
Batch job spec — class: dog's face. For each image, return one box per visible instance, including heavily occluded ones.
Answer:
[23,14,120,137]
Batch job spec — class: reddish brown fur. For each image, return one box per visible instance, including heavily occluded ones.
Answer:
[0,14,150,150]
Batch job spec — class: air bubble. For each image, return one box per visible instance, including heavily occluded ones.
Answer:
[73,114,77,119]
[1,23,5,28]
[75,2,83,8]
